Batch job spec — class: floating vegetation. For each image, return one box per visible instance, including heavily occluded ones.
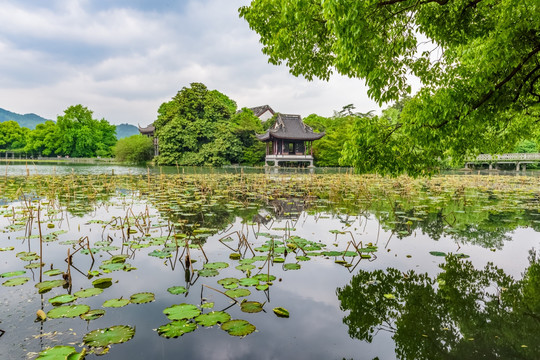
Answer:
[83,325,135,348]
[221,319,256,336]
[47,305,91,319]
[36,345,85,360]
[1,172,540,359]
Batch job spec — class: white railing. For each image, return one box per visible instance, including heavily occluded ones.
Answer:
[469,153,540,162]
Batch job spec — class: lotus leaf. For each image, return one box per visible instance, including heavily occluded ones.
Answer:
[224,288,251,298]
[429,251,446,257]
[296,256,310,261]
[47,304,91,319]
[0,247,15,251]
[201,302,214,309]
[148,250,172,259]
[157,320,197,338]
[343,251,358,257]
[43,269,63,276]
[195,311,231,326]
[92,278,113,288]
[273,257,285,263]
[256,284,269,291]
[2,277,29,287]
[236,264,255,271]
[321,251,343,257]
[75,288,103,298]
[25,262,44,269]
[221,319,256,336]
[203,262,229,270]
[253,274,276,282]
[196,268,219,277]
[130,292,155,304]
[358,247,378,253]
[283,263,301,270]
[217,278,239,287]
[16,251,40,261]
[167,286,187,295]
[163,303,201,320]
[240,301,264,313]
[251,256,268,261]
[0,270,26,278]
[83,325,135,347]
[80,309,106,321]
[239,278,259,287]
[273,307,290,318]
[49,294,77,306]
[229,253,241,260]
[103,298,130,308]
[35,280,67,293]
[36,345,85,360]
[238,258,255,265]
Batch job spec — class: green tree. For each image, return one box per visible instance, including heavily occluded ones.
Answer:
[23,120,57,156]
[155,83,242,166]
[230,108,266,165]
[0,121,29,150]
[54,105,116,158]
[114,135,154,164]
[240,0,540,175]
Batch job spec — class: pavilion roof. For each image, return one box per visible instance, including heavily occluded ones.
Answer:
[138,123,155,134]
[256,114,325,141]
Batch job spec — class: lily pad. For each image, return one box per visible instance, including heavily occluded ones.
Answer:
[47,304,91,319]
[273,307,290,318]
[75,288,103,298]
[429,251,446,257]
[130,292,155,304]
[80,309,106,321]
[49,294,78,306]
[163,303,201,320]
[92,277,113,289]
[0,270,26,278]
[83,325,135,347]
[240,301,264,313]
[221,319,256,336]
[236,264,256,271]
[197,269,219,277]
[36,345,85,360]
[283,263,301,270]
[253,274,276,282]
[167,286,187,295]
[157,320,197,338]
[239,278,259,287]
[2,277,30,287]
[43,269,63,277]
[35,279,67,293]
[225,288,251,298]
[195,311,231,326]
[203,262,229,270]
[103,298,130,308]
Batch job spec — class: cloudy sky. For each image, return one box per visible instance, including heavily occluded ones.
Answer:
[0,0,380,125]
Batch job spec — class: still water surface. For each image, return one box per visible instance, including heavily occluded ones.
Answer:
[0,172,539,359]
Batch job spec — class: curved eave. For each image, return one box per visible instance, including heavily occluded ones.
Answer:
[267,131,326,141]
[256,132,271,141]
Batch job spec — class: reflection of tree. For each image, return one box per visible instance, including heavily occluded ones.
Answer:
[337,253,540,359]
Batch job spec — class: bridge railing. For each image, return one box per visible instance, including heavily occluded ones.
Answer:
[468,153,540,162]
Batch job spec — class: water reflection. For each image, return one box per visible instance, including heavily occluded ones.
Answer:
[337,252,540,359]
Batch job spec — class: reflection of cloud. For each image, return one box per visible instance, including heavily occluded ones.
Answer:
[0,0,382,124]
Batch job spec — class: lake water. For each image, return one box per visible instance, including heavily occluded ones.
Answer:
[0,173,539,359]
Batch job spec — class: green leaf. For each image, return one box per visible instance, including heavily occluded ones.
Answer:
[157,320,197,338]
[163,303,201,320]
[49,294,77,306]
[195,311,231,326]
[83,325,135,347]
[225,288,251,298]
[167,286,187,295]
[103,298,130,308]
[221,319,256,336]
[74,288,103,298]
[240,301,264,313]
[47,305,91,319]
[130,292,155,304]
[273,307,290,318]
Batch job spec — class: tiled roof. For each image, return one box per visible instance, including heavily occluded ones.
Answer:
[256,114,325,141]
[138,123,155,134]
[249,105,275,118]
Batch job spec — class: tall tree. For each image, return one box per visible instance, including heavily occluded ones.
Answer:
[155,83,242,166]
[240,0,540,175]
[0,120,28,150]
[54,105,116,157]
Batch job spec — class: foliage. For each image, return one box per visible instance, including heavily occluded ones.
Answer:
[114,135,154,163]
[155,83,242,166]
[53,105,117,158]
[303,111,356,167]
[240,0,540,175]
[0,121,28,150]
[230,108,266,165]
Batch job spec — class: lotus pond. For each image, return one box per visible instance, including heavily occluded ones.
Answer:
[1,173,540,359]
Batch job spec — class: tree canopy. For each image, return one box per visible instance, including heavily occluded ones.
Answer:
[240,0,540,175]
[155,83,265,166]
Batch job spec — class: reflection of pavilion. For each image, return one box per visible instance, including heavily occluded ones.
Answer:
[253,198,307,224]
[257,114,325,167]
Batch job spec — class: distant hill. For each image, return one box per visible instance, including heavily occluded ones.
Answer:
[0,107,141,140]
[0,108,50,130]
[115,123,140,139]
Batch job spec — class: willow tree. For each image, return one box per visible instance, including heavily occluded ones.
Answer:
[240,0,540,175]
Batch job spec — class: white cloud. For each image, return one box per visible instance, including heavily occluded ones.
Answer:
[0,0,381,124]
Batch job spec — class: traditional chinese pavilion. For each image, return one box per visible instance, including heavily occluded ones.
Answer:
[256,114,325,167]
